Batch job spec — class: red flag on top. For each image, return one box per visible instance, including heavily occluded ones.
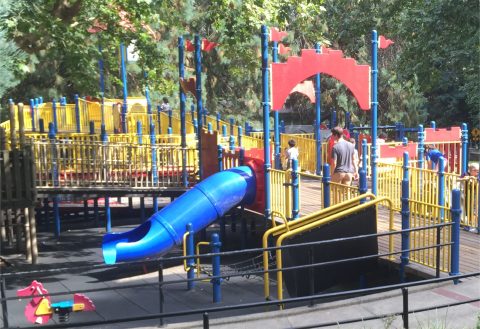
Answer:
[185,39,219,52]
[378,35,394,49]
[278,43,291,55]
[270,27,288,42]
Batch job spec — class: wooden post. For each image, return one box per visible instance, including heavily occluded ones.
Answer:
[17,103,26,147]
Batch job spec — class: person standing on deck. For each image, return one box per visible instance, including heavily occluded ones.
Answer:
[330,126,356,185]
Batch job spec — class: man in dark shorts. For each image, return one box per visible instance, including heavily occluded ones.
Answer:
[330,126,356,185]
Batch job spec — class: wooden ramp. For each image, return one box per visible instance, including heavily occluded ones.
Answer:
[298,178,480,276]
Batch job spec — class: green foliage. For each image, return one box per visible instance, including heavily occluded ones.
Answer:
[0,0,477,131]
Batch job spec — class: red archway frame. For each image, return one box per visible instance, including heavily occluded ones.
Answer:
[271,48,371,111]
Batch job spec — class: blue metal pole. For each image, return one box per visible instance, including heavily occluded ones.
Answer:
[217,145,223,171]
[186,223,195,290]
[461,123,468,175]
[208,122,213,133]
[195,35,203,180]
[120,43,128,133]
[345,112,351,130]
[48,123,60,237]
[178,36,188,188]
[98,45,105,99]
[322,163,331,208]
[400,152,410,282]
[105,197,111,233]
[229,118,235,136]
[211,233,222,303]
[239,148,245,166]
[430,121,436,129]
[274,111,281,169]
[137,121,142,145]
[261,25,272,224]
[292,159,299,220]
[193,119,198,135]
[359,168,368,203]
[238,126,243,147]
[216,112,221,131]
[315,43,322,175]
[89,121,95,135]
[156,105,162,134]
[39,119,45,133]
[191,104,196,124]
[418,124,425,170]
[371,30,378,196]
[362,139,368,174]
[74,94,81,133]
[151,123,158,191]
[438,157,445,222]
[272,40,281,170]
[331,109,337,128]
[403,137,408,146]
[229,135,235,152]
[222,124,227,137]
[29,99,36,132]
[52,99,58,133]
[449,189,461,283]
[280,120,285,133]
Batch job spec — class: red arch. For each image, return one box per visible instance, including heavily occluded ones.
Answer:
[271,48,371,111]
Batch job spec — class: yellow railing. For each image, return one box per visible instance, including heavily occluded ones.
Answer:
[262,193,376,300]
[409,200,452,272]
[270,169,292,220]
[241,135,264,150]
[330,181,360,205]
[32,140,198,188]
[458,176,479,228]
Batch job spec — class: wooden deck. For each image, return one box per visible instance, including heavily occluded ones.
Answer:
[298,177,480,276]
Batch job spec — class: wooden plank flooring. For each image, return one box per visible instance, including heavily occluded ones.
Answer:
[298,177,480,276]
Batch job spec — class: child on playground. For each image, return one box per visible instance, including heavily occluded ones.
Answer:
[160,97,171,112]
[424,145,447,170]
[284,139,299,170]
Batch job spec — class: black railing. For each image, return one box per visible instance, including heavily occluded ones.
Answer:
[1,221,473,329]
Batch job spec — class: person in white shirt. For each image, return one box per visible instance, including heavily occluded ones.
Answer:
[285,139,299,169]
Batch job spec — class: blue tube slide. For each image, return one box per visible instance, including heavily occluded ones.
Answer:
[102,166,256,264]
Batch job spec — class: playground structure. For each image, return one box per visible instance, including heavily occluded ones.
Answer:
[0,24,478,328]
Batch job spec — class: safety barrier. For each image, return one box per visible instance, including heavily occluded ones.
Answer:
[31,140,198,189]
[270,169,293,220]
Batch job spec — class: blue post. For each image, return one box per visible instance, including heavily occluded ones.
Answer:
[222,124,227,137]
[34,98,40,131]
[216,112,221,131]
[29,99,36,132]
[52,99,58,133]
[229,118,235,136]
[370,30,379,196]
[362,139,368,173]
[417,125,424,169]
[105,197,111,233]
[238,126,243,147]
[272,41,281,170]
[292,159,299,220]
[461,123,468,175]
[167,127,172,136]
[315,43,322,175]
[74,94,81,133]
[178,36,188,188]
[137,121,142,144]
[120,43,128,133]
[208,122,213,133]
[186,223,195,290]
[151,123,158,192]
[191,104,195,123]
[280,120,285,134]
[89,121,95,135]
[438,157,445,222]
[239,148,245,166]
[156,105,162,134]
[400,152,410,282]
[274,111,281,169]
[449,189,461,283]
[359,168,368,203]
[245,122,250,136]
[331,109,337,128]
[193,119,198,134]
[217,145,223,171]
[402,137,408,146]
[39,96,43,104]
[322,163,331,208]
[229,135,235,151]
[430,121,436,129]
[48,123,60,237]
[98,45,105,100]
[211,233,222,303]
[261,25,272,224]
[345,112,351,130]
[195,35,203,180]
[39,119,45,133]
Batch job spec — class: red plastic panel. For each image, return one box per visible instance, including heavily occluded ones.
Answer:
[424,127,461,142]
[271,49,371,111]
[270,27,288,42]
[290,80,315,103]
[379,143,417,159]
